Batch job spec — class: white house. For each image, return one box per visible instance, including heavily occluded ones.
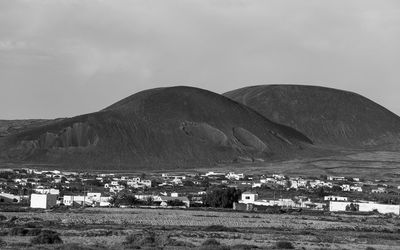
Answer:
[350,186,363,192]
[240,191,258,203]
[328,176,346,181]
[252,183,262,188]
[30,194,58,209]
[34,188,60,195]
[324,195,348,201]
[63,194,110,207]
[273,174,285,180]
[341,184,351,192]
[159,196,190,207]
[86,192,102,202]
[205,171,225,177]
[371,187,386,193]
[0,193,28,203]
[140,180,152,187]
[289,180,299,189]
[329,201,400,215]
[226,172,244,180]
[260,177,275,184]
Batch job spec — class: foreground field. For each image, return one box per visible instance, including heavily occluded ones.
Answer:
[0,207,399,249]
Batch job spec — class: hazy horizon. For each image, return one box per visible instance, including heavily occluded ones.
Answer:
[1,0,400,119]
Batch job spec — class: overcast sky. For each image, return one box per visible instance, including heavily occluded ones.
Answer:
[1,0,400,119]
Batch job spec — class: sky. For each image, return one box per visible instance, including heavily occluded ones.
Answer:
[1,0,400,119]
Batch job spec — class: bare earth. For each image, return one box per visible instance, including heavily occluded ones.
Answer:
[1,207,399,249]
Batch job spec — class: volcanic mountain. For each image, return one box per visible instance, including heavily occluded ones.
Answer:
[224,85,400,149]
[0,86,313,170]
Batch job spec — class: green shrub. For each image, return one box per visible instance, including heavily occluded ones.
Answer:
[199,239,230,250]
[123,232,157,248]
[231,244,259,249]
[166,238,196,247]
[30,230,63,245]
[0,238,6,247]
[205,225,238,232]
[0,214,7,221]
[53,243,106,250]
[9,227,29,236]
[202,238,221,246]
[276,241,294,249]
[24,221,42,228]
[365,247,376,250]
[26,228,42,236]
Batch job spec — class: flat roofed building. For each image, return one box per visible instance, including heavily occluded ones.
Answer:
[30,194,57,209]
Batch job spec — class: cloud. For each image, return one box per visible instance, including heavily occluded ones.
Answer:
[0,0,400,118]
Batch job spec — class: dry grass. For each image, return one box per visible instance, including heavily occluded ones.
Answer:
[0,208,398,249]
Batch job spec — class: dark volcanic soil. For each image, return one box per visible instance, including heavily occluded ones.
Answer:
[0,86,313,170]
[225,85,400,149]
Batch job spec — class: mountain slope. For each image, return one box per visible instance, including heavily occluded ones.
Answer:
[0,119,54,137]
[0,86,313,170]
[224,85,400,148]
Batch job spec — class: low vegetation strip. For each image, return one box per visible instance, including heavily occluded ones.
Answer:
[0,208,398,249]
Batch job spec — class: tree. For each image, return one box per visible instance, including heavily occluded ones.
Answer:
[316,187,326,197]
[345,203,359,212]
[203,187,242,208]
[110,191,137,207]
[167,199,185,206]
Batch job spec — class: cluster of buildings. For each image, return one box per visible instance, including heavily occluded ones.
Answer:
[0,167,399,215]
[236,191,400,215]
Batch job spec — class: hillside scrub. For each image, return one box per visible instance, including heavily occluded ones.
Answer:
[30,230,63,245]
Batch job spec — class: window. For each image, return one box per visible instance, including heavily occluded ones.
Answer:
[245,196,250,200]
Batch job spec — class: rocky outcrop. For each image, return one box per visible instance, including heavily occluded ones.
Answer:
[19,122,98,153]
[180,121,228,146]
[233,127,269,152]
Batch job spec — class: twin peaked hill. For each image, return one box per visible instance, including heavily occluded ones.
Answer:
[1,85,400,170]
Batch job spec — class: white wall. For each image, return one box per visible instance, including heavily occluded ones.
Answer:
[30,194,57,209]
[329,201,400,215]
[241,193,258,203]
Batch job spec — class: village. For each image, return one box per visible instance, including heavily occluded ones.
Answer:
[1,167,400,215]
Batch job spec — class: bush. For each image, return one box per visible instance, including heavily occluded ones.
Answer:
[9,227,42,236]
[30,230,63,245]
[26,228,42,236]
[365,247,376,250]
[123,232,157,248]
[231,244,259,250]
[205,225,238,232]
[9,227,29,236]
[0,214,6,221]
[165,237,196,247]
[202,238,221,246]
[24,221,42,228]
[276,241,294,249]
[200,239,230,250]
[53,243,106,250]
[0,238,6,247]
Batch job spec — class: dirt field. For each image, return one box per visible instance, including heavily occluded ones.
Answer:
[0,207,399,249]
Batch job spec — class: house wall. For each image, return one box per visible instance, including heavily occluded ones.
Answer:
[324,196,348,201]
[329,201,400,215]
[241,193,258,203]
[30,194,57,209]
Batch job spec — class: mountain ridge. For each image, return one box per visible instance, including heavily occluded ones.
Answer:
[224,84,400,148]
[0,86,314,170]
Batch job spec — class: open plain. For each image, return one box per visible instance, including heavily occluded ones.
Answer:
[0,207,399,249]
